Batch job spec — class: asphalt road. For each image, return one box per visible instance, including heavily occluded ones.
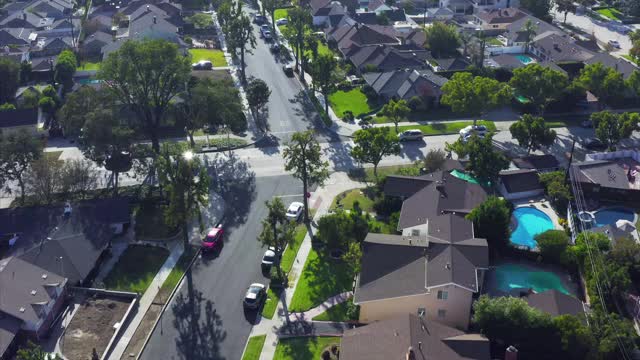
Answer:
[140,171,305,360]
[241,6,339,145]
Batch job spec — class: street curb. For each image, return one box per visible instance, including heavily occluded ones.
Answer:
[134,247,201,360]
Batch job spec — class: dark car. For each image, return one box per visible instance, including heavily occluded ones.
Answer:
[283,64,294,77]
[583,138,606,151]
[254,15,267,24]
[270,43,280,53]
[243,283,266,309]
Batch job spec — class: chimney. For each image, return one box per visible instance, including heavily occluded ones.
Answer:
[23,12,27,20]
[418,342,422,350]
[406,346,415,360]
[153,16,157,24]
[505,346,518,360]
[146,4,150,11]
[436,184,446,197]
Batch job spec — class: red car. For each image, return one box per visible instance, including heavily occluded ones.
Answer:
[201,227,224,252]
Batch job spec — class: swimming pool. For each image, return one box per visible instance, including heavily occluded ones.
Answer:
[510,207,554,248]
[78,78,102,85]
[493,263,570,295]
[593,207,635,227]
[515,54,534,64]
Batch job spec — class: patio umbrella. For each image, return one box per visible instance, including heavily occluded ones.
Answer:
[615,219,636,233]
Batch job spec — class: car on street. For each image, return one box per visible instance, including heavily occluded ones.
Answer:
[276,18,288,25]
[201,226,224,252]
[253,14,266,24]
[286,202,304,221]
[608,40,621,49]
[270,43,280,53]
[260,24,270,37]
[261,247,277,269]
[192,60,213,70]
[398,129,423,141]
[243,283,266,309]
[283,63,294,76]
[459,124,488,137]
[462,132,486,143]
[263,30,272,40]
[582,138,607,151]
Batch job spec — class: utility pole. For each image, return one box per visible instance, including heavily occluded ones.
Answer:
[564,139,576,184]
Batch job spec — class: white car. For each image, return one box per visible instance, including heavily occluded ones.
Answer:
[459,124,488,137]
[243,283,266,309]
[286,202,304,221]
[608,40,621,49]
[262,246,277,268]
[276,18,288,25]
[398,129,423,141]
[462,132,485,143]
[263,30,272,40]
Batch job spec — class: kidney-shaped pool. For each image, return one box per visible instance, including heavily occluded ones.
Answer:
[510,207,554,249]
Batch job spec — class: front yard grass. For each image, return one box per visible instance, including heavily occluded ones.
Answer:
[622,54,638,65]
[330,188,375,212]
[242,335,267,360]
[348,163,422,182]
[329,88,373,118]
[189,48,227,67]
[274,337,340,360]
[156,245,198,303]
[289,249,354,312]
[261,287,282,319]
[103,245,169,294]
[596,7,623,21]
[312,298,357,322]
[280,223,308,273]
[390,120,496,137]
[79,61,101,70]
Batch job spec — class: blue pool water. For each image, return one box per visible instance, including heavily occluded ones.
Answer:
[515,54,534,64]
[494,264,570,295]
[510,207,554,248]
[78,79,102,85]
[594,207,635,227]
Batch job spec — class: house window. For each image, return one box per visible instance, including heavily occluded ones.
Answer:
[411,229,420,237]
[437,290,448,300]
[438,309,446,318]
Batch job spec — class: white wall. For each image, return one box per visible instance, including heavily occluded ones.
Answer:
[498,183,544,200]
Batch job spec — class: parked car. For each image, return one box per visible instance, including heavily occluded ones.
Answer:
[608,40,621,49]
[398,129,423,141]
[263,30,272,41]
[201,226,224,252]
[253,14,267,24]
[583,138,606,151]
[192,60,213,70]
[283,63,294,77]
[243,283,266,309]
[462,132,485,143]
[276,18,288,25]
[286,202,304,221]
[261,247,277,269]
[270,43,280,53]
[459,124,488,137]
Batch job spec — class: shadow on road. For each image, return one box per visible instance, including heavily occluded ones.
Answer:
[255,134,281,155]
[323,141,356,171]
[400,140,426,161]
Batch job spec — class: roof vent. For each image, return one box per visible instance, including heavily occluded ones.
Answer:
[42,274,47,279]
[19,307,25,313]
[445,262,451,270]
[31,290,37,295]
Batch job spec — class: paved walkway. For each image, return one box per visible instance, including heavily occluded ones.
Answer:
[243,171,365,360]
[106,241,185,360]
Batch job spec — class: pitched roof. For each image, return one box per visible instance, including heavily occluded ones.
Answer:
[340,313,490,360]
[0,108,38,128]
[584,53,637,80]
[524,290,584,318]
[0,257,66,326]
[434,57,470,71]
[331,23,398,54]
[350,45,430,70]
[499,169,543,193]
[0,29,28,46]
[571,160,636,190]
[531,31,594,63]
[84,30,113,47]
[506,15,558,44]
[363,69,448,99]
[592,225,633,245]
[512,154,560,171]
[384,174,435,198]
[0,313,21,358]
[476,8,526,24]
[310,0,332,14]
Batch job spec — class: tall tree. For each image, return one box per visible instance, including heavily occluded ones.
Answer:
[627,69,640,98]
[246,77,271,130]
[224,9,256,82]
[262,0,283,34]
[509,63,569,115]
[509,114,557,154]
[309,53,338,114]
[61,159,98,199]
[539,170,571,210]
[24,156,64,205]
[257,197,295,279]
[283,131,329,224]
[535,230,570,265]
[519,19,538,54]
[590,111,638,150]
[379,99,410,133]
[283,7,312,71]
[98,39,192,153]
[424,21,460,58]
[54,50,77,91]
[520,0,552,21]
[58,86,105,137]
[467,196,511,249]
[351,127,401,178]
[18,88,40,109]
[555,0,577,23]
[441,72,511,125]
[157,146,211,249]
[0,57,20,104]
[577,62,625,109]
[0,130,43,203]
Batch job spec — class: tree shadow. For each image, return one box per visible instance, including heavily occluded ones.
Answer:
[323,140,356,172]
[399,140,426,161]
[204,153,256,229]
[171,270,227,360]
[255,134,281,155]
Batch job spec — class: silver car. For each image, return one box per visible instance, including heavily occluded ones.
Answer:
[398,129,423,141]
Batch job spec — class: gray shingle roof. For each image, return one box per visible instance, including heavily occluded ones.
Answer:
[0,313,21,358]
[340,313,490,360]
[524,290,584,318]
[531,31,594,63]
[363,69,447,100]
[512,154,559,171]
[499,169,543,193]
[0,108,38,128]
[571,160,634,190]
[584,53,637,80]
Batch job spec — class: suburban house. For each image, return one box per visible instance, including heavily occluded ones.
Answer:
[570,151,640,204]
[363,68,448,104]
[0,257,67,359]
[511,154,560,172]
[354,169,489,329]
[349,45,431,72]
[0,108,41,136]
[584,53,637,80]
[592,224,635,244]
[439,0,520,12]
[473,7,526,32]
[522,289,586,319]
[0,198,131,286]
[528,31,594,64]
[340,313,491,360]
[309,0,347,26]
[329,23,400,57]
[498,169,544,200]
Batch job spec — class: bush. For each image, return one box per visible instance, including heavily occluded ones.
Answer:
[346,301,360,320]
[342,110,354,122]
[337,80,352,91]
[361,85,378,102]
[535,230,570,265]
[185,36,193,45]
[408,96,424,111]
[269,266,288,288]
[373,195,403,216]
[423,149,447,173]
[466,196,512,250]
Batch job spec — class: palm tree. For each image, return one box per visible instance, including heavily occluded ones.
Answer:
[520,19,538,54]
[555,0,576,24]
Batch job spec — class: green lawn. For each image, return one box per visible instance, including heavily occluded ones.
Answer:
[622,54,638,65]
[329,88,373,117]
[330,188,376,212]
[274,8,289,21]
[261,287,282,319]
[156,246,198,303]
[79,61,101,70]
[312,298,356,322]
[104,245,169,294]
[281,224,308,273]
[134,202,180,240]
[348,164,422,182]
[596,7,624,21]
[189,49,227,67]
[289,249,354,312]
[274,337,340,360]
[44,151,62,161]
[374,120,496,137]
[486,37,503,46]
[373,108,475,124]
[242,335,267,360]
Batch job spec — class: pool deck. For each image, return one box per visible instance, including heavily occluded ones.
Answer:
[581,206,639,242]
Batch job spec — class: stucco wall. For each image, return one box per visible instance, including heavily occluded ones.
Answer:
[358,284,473,330]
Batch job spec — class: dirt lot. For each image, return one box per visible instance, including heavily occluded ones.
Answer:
[63,296,131,360]
[120,303,161,359]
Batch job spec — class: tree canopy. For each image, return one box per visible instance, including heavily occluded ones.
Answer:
[224,5,256,82]
[55,50,77,91]
[309,53,338,114]
[446,134,508,183]
[351,127,401,178]
[246,77,271,127]
[424,22,460,58]
[535,229,570,265]
[590,111,638,150]
[466,196,511,250]
[283,7,312,71]
[258,197,295,279]
[520,0,552,21]
[441,72,511,118]
[509,114,557,154]
[0,57,20,104]
[509,64,569,114]
[539,170,571,210]
[576,63,625,109]
[0,129,43,203]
